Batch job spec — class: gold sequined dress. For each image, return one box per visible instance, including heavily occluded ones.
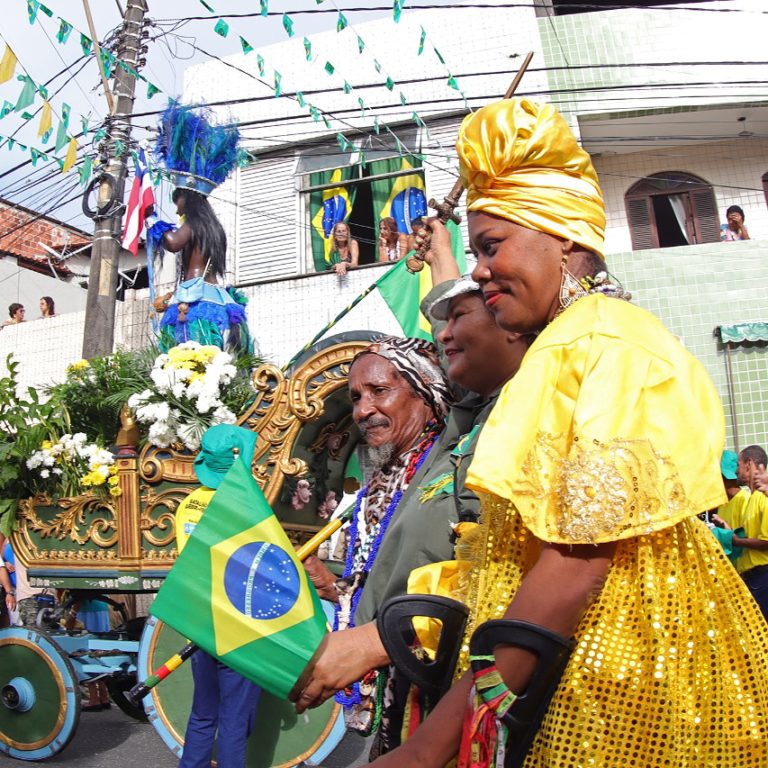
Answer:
[459,293,768,767]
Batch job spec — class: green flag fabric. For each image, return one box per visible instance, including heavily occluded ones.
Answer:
[150,459,327,700]
[377,219,467,339]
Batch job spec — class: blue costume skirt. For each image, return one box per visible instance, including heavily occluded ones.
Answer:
[159,278,251,353]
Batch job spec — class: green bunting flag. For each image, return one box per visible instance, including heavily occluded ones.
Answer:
[282,14,294,37]
[100,50,116,79]
[374,59,381,73]
[343,81,352,94]
[322,114,330,129]
[214,19,230,37]
[81,116,89,136]
[274,71,282,97]
[240,36,253,54]
[93,127,107,142]
[147,82,160,99]
[433,46,445,65]
[336,12,348,32]
[309,105,320,122]
[14,75,36,112]
[418,27,426,55]
[0,101,14,119]
[303,37,312,61]
[296,91,305,107]
[446,75,459,91]
[358,97,365,117]
[40,4,53,17]
[324,61,335,75]
[78,155,93,185]
[150,457,328,699]
[30,147,48,165]
[393,0,404,23]
[260,0,268,16]
[257,54,265,76]
[373,115,380,134]
[357,36,365,54]
[411,111,425,128]
[400,92,407,106]
[55,103,71,152]
[337,133,351,152]
[377,220,467,340]
[80,34,92,56]
[114,139,125,157]
[385,76,394,91]
[57,18,73,44]
[27,0,40,24]
[199,0,215,11]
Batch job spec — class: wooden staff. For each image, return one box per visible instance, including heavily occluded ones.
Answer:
[405,51,534,274]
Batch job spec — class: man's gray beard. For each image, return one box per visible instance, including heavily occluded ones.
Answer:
[361,442,397,480]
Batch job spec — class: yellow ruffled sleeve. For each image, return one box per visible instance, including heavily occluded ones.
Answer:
[465,294,726,544]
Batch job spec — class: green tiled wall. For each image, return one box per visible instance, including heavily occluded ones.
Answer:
[609,240,768,451]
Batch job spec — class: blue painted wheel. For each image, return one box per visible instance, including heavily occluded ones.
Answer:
[0,626,81,760]
[138,606,346,767]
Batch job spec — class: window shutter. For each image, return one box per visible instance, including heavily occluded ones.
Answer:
[625,196,656,250]
[237,156,299,282]
[689,188,719,244]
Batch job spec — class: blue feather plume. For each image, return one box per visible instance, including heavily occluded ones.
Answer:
[155,99,240,186]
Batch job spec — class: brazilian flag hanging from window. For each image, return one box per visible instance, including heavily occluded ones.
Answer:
[150,459,327,700]
[310,167,356,272]
[370,155,428,239]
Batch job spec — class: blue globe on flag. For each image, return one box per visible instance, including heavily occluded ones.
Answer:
[223,542,300,620]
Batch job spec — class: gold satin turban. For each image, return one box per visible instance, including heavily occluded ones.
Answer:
[456,98,606,258]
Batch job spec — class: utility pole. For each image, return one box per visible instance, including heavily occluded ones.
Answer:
[82,0,148,358]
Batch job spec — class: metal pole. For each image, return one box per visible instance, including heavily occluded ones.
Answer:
[723,341,740,452]
[82,0,148,359]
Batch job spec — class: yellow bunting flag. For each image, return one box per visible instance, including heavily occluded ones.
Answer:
[0,45,17,84]
[62,136,77,173]
[38,100,52,138]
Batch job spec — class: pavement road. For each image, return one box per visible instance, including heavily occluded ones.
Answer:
[0,705,370,768]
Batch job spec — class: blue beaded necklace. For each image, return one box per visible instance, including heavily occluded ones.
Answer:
[333,425,439,707]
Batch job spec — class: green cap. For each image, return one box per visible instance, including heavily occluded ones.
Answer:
[720,450,738,481]
[193,425,258,489]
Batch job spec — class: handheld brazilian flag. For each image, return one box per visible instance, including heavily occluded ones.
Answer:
[150,459,327,699]
[377,219,467,340]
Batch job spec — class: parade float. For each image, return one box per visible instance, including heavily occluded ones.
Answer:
[0,331,378,763]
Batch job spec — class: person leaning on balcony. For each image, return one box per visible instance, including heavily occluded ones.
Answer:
[1,303,25,327]
[39,296,55,318]
[328,221,360,276]
[720,204,750,241]
[378,216,408,263]
[360,97,768,768]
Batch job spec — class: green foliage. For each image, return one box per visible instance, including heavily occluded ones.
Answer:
[44,347,158,446]
[0,354,68,536]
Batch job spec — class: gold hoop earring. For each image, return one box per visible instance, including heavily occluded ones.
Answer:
[557,257,587,316]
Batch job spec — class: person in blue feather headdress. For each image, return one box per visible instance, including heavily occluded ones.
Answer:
[150,100,252,353]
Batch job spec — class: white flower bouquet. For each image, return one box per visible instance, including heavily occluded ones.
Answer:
[26,432,120,498]
[127,342,248,452]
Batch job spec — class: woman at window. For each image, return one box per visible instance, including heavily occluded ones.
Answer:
[378,217,408,263]
[328,221,359,276]
[39,296,55,318]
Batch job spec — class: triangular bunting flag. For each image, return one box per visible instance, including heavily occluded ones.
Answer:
[14,75,36,112]
[62,136,77,172]
[0,46,17,84]
[56,18,73,43]
[38,100,52,138]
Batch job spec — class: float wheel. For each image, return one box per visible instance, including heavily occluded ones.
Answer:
[0,626,81,761]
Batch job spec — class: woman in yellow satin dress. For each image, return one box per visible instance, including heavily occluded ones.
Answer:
[368,98,768,768]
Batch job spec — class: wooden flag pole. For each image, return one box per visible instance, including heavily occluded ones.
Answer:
[405,51,534,274]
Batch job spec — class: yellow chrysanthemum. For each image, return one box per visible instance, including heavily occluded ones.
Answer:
[109,486,123,497]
